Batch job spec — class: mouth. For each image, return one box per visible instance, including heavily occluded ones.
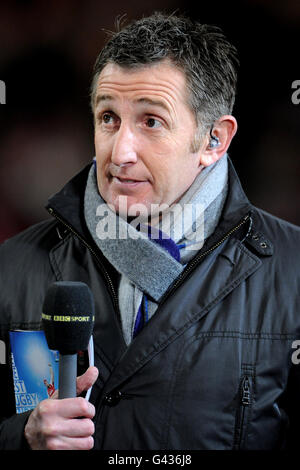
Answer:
[110,174,148,187]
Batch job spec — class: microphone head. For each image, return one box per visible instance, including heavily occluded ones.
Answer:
[42,281,95,355]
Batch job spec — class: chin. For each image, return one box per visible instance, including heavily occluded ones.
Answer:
[113,196,153,221]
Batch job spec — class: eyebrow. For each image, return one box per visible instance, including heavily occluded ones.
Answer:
[94,94,170,113]
[95,94,114,108]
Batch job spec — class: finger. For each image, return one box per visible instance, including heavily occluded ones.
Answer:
[76,366,99,396]
[46,435,94,451]
[47,396,95,419]
[48,417,95,438]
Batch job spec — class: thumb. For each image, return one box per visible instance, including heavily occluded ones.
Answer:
[76,366,99,396]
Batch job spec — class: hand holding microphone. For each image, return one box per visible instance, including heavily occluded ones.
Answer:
[24,282,99,450]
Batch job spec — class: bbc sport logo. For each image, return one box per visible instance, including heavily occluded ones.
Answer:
[0,80,6,104]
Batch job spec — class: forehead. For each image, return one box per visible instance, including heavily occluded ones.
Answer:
[94,60,190,112]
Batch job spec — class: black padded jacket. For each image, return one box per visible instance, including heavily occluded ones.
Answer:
[0,159,299,450]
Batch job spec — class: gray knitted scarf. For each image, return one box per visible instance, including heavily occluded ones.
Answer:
[84,155,228,345]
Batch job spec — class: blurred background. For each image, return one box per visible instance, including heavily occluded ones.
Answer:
[0,0,299,243]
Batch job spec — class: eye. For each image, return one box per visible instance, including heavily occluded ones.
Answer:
[98,111,120,130]
[145,117,162,129]
[102,113,114,125]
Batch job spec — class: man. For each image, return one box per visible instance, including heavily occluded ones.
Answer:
[0,12,299,450]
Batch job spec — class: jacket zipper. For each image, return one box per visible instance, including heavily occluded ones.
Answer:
[47,207,119,314]
[234,375,252,450]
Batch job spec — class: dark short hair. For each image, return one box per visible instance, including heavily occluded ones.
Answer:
[90,12,239,132]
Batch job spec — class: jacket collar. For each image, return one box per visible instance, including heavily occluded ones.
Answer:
[212,157,252,233]
[46,164,92,239]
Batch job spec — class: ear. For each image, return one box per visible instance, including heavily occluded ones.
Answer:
[199,115,238,167]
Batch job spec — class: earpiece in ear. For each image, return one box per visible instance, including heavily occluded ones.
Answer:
[209,128,220,148]
[209,136,220,148]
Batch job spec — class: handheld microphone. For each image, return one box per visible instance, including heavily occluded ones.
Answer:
[42,281,95,399]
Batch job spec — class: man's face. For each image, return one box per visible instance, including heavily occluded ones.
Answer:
[93,60,203,217]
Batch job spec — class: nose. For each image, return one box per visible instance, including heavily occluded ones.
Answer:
[111,123,138,167]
